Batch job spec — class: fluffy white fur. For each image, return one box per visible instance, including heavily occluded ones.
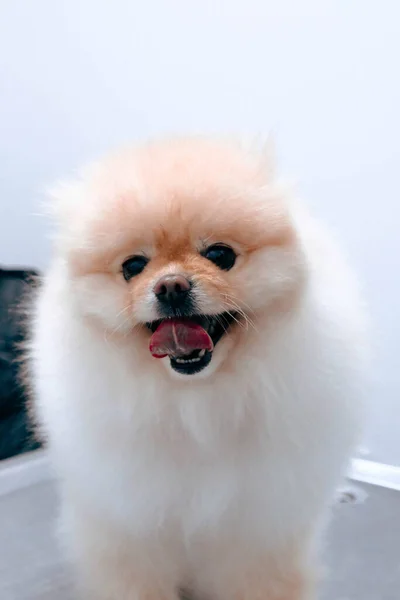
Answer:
[29,138,367,600]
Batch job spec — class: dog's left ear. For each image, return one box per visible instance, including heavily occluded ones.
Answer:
[259,134,276,179]
[239,134,276,180]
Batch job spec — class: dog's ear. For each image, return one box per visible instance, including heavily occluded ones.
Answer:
[259,134,276,179]
[237,133,277,180]
[43,155,107,253]
[42,177,85,253]
[44,153,106,224]
[44,178,81,223]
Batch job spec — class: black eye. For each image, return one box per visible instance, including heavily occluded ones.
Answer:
[122,256,148,281]
[203,244,237,271]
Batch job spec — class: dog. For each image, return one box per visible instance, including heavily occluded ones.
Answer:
[29,137,367,599]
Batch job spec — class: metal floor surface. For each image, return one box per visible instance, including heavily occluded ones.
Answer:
[0,453,399,600]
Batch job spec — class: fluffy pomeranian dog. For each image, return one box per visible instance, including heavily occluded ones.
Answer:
[29,137,367,600]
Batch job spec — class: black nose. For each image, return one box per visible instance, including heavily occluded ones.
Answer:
[154,274,192,313]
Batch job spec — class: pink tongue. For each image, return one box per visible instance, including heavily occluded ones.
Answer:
[149,319,213,359]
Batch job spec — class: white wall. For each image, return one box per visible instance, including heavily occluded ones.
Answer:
[0,1,399,464]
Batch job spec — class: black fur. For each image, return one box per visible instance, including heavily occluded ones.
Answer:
[0,266,41,460]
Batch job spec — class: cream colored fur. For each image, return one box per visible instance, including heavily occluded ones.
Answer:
[29,138,368,600]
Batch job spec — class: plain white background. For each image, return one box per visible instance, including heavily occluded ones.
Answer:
[0,1,399,464]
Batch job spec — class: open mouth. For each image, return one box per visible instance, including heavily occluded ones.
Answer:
[146,313,237,375]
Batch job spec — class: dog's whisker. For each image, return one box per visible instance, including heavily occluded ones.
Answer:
[106,306,136,338]
[223,293,256,316]
[221,298,258,333]
[216,308,248,333]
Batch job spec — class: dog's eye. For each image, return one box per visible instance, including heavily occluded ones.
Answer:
[122,256,148,281]
[203,244,236,271]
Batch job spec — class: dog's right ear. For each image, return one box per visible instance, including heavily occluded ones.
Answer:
[42,155,105,252]
[42,171,100,258]
[44,179,80,223]
[43,154,105,224]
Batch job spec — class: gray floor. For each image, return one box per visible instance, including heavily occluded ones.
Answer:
[0,454,399,600]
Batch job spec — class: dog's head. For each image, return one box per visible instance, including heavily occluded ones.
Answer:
[51,138,305,378]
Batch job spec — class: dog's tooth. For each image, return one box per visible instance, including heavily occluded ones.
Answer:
[174,354,203,365]
[199,349,206,357]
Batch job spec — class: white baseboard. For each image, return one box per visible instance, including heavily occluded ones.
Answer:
[0,451,52,497]
[349,458,400,492]
[1,452,400,497]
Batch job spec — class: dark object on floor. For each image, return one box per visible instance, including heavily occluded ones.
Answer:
[0,266,41,460]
